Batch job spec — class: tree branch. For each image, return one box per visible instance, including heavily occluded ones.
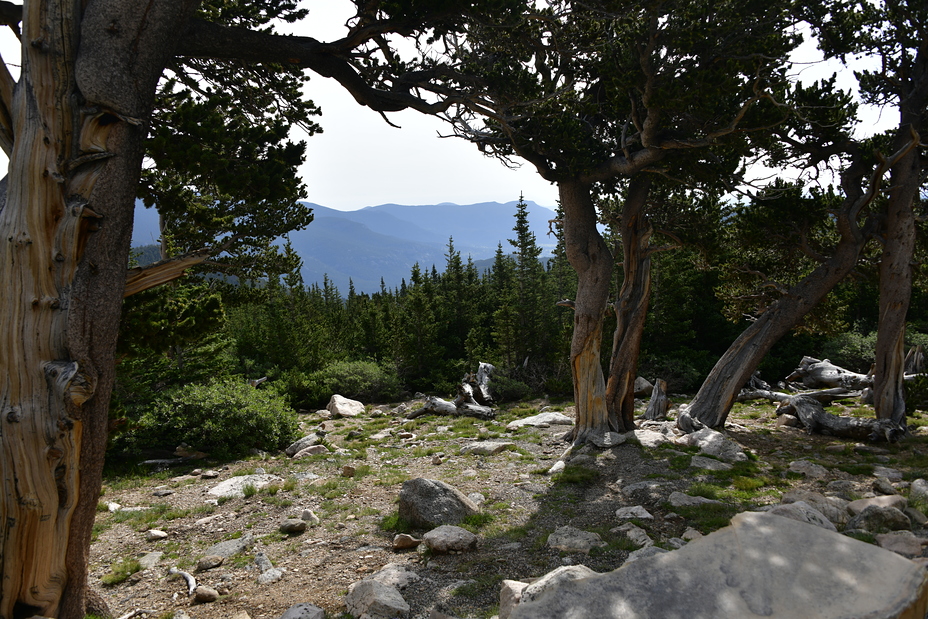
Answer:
[124,249,210,297]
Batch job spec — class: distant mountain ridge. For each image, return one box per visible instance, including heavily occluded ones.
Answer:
[132,200,558,294]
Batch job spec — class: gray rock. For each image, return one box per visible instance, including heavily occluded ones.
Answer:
[546,460,566,475]
[546,526,606,554]
[292,445,328,458]
[825,479,858,500]
[365,563,420,590]
[873,465,903,482]
[633,377,653,397]
[904,506,928,526]
[138,551,163,570]
[254,551,274,572]
[257,568,285,584]
[615,506,653,520]
[200,469,220,479]
[285,434,321,457]
[398,478,480,528]
[521,565,599,605]
[208,474,283,498]
[328,394,365,418]
[499,580,529,619]
[668,491,722,507]
[612,522,652,547]
[780,490,850,526]
[873,477,898,496]
[675,427,747,462]
[152,488,174,497]
[422,525,478,553]
[280,518,307,535]
[278,603,325,619]
[848,494,908,515]
[787,460,829,479]
[776,414,802,427]
[621,481,668,504]
[194,586,220,603]
[510,512,928,619]
[627,429,669,449]
[345,580,410,619]
[460,441,515,456]
[467,492,486,506]
[846,505,912,532]
[690,455,733,471]
[196,555,224,571]
[875,531,928,558]
[301,509,321,526]
[506,412,574,429]
[145,529,168,541]
[767,501,837,532]
[204,534,253,558]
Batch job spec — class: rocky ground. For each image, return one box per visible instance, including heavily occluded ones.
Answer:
[91,397,928,619]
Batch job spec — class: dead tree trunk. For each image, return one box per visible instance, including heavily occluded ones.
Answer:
[605,177,654,432]
[904,345,925,375]
[644,379,669,421]
[786,356,873,390]
[406,364,497,420]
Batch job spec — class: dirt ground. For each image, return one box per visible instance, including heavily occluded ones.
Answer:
[90,397,928,619]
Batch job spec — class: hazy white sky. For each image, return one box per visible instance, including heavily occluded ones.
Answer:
[0,3,895,212]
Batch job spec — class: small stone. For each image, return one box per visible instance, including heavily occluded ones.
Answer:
[138,551,163,570]
[230,612,252,619]
[194,585,220,603]
[345,580,409,619]
[668,491,722,507]
[681,528,703,541]
[257,567,285,584]
[431,455,443,465]
[873,477,898,496]
[197,555,224,571]
[301,509,321,526]
[342,465,356,477]
[615,506,653,520]
[846,504,911,532]
[201,469,220,479]
[152,488,174,497]
[612,522,653,547]
[788,460,829,479]
[873,465,903,482]
[875,531,928,558]
[460,441,515,456]
[423,525,479,553]
[279,603,325,619]
[546,526,606,554]
[281,518,307,535]
[392,534,422,550]
[690,455,733,471]
[146,529,168,541]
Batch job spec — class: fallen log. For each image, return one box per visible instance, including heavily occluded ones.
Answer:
[786,356,872,390]
[406,364,497,420]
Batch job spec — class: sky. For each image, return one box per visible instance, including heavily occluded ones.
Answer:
[0,3,896,212]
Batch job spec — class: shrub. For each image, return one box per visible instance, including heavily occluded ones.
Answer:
[132,379,300,460]
[906,373,928,414]
[820,331,877,373]
[279,360,402,408]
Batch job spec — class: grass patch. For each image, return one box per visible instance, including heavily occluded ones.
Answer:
[460,512,495,533]
[379,511,414,534]
[835,463,875,476]
[671,502,739,534]
[552,465,599,486]
[100,558,142,586]
[242,483,258,498]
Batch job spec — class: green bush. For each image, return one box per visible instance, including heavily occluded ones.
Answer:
[307,360,401,406]
[906,374,928,414]
[820,331,877,373]
[132,379,300,460]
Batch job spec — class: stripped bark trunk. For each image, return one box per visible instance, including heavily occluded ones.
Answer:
[683,149,890,430]
[786,356,873,390]
[605,177,653,432]
[559,180,612,443]
[873,123,923,425]
[644,379,669,421]
[0,2,196,616]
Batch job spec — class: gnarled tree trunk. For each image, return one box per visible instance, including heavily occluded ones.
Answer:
[605,177,653,432]
[0,2,195,617]
[559,180,612,443]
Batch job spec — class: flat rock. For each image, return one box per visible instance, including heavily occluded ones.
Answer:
[460,441,515,456]
[392,534,422,550]
[873,465,904,482]
[510,512,928,619]
[612,522,653,547]
[621,481,668,504]
[690,455,733,471]
[398,478,479,528]
[546,526,605,554]
[780,490,850,526]
[615,506,653,520]
[279,603,325,619]
[675,427,747,462]
[506,412,574,429]
[257,567,285,584]
[196,555,224,571]
[767,501,837,532]
[194,586,220,603]
[422,525,478,553]
[138,551,163,570]
[146,529,168,541]
[500,580,529,619]
[208,474,283,498]
[292,445,328,458]
[328,394,365,418]
[345,580,410,619]
[668,491,722,507]
[788,460,829,479]
[204,534,253,558]
[875,531,928,558]
[848,494,908,515]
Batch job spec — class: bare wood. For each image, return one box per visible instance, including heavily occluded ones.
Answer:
[123,249,210,297]
[0,53,14,155]
[644,379,669,421]
[168,567,197,596]
[777,395,906,443]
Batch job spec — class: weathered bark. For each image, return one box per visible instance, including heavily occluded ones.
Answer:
[775,394,905,442]
[644,379,669,421]
[406,364,497,420]
[873,124,923,424]
[0,2,197,617]
[904,345,925,375]
[605,177,654,432]
[786,356,873,390]
[559,180,612,443]
[683,141,910,431]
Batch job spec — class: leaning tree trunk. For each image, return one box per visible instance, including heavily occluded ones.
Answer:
[559,180,613,444]
[0,2,195,617]
[605,177,653,432]
[683,149,893,430]
[873,118,923,425]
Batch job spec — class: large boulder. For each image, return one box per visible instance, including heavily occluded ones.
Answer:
[345,580,409,619]
[675,427,747,462]
[327,394,365,418]
[398,478,479,528]
[510,512,928,619]
[422,525,478,553]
